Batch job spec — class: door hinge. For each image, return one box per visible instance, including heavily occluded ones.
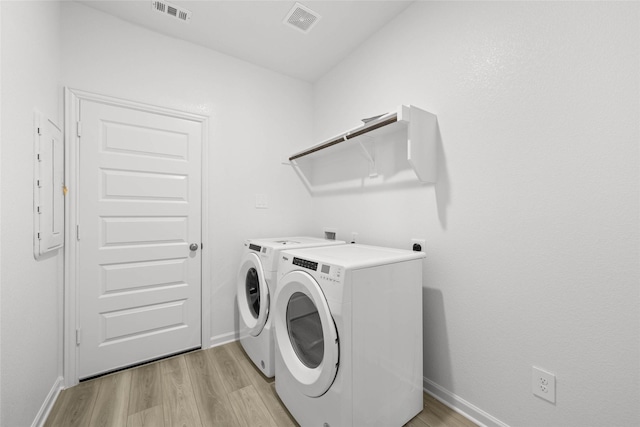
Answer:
[77,121,82,137]
[76,328,81,345]
[76,224,80,241]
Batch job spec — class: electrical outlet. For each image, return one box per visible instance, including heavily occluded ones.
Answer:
[411,238,426,252]
[532,366,556,403]
[255,193,268,209]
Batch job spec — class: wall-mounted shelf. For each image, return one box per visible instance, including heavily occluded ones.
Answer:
[287,105,437,186]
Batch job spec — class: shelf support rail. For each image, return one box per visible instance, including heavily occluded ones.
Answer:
[288,112,398,162]
[289,135,346,161]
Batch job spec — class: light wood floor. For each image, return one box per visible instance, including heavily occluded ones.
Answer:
[45,341,477,427]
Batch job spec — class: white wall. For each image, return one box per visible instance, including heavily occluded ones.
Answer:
[0,3,3,424]
[310,2,639,426]
[0,2,64,426]
[2,2,638,426]
[60,2,315,346]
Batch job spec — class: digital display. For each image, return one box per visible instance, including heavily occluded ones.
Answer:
[321,264,330,274]
[293,257,318,271]
[248,244,262,252]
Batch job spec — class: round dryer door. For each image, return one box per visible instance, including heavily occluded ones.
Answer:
[237,252,269,337]
[274,270,339,398]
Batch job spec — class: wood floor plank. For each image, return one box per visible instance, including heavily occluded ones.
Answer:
[426,393,478,427]
[226,341,273,386]
[127,405,165,427]
[417,394,476,427]
[42,388,65,427]
[160,355,203,427]
[43,391,66,427]
[184,349,241,426]
[405,414,431,427]
[229,385,279,427]
[208,344,251,394]
[89,370,132,427]
[43,342,478,427]
[266,382,299,427]
[226,341,297,427]
[128,362,163,415]
[44,379,100,427]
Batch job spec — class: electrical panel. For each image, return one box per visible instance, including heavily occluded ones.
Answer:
[34,111,64,258]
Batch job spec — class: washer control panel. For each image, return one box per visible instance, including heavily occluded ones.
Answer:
[248,243,262,252]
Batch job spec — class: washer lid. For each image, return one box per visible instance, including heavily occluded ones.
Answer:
[274,270,339,397]
[237,252,269,337]
[247,236,342,248]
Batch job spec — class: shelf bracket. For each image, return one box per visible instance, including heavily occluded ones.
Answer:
[356,136,377,178]
[288,160,314,193]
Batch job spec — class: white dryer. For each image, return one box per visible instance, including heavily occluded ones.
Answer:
[237,237,345,378]
[273,244,426,427]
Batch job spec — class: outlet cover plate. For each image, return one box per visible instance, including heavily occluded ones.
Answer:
[532,366,556,403]
[255,193,268,209]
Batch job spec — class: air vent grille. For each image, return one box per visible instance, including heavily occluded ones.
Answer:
[283,2,321,34]
[152,1,192,23]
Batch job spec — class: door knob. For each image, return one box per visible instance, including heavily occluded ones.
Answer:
[189,243,199,251]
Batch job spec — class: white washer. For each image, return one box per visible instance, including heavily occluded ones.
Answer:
[237,237,345,378]
[274,244,426,427]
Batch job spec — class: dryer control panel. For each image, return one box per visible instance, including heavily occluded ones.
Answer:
[280,254,345,286]
[319,263,343,284]
[291,256,343,284]
[293,257,318,271]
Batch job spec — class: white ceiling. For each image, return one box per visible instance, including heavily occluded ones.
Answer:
[76,0,413,82]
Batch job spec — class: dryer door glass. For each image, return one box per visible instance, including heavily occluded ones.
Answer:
[286,292,324,368]
[245,267,260,319]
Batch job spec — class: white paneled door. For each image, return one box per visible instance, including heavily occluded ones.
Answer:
[77,99,202,379]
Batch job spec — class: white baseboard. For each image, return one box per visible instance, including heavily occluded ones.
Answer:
[423,377,510,427]
[32,376,64,427]
[209,331,239,349]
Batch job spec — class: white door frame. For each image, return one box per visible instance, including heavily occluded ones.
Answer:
[63,88,211,387]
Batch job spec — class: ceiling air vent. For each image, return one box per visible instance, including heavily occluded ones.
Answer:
[152,0,192,23]
[283,2,321,34]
